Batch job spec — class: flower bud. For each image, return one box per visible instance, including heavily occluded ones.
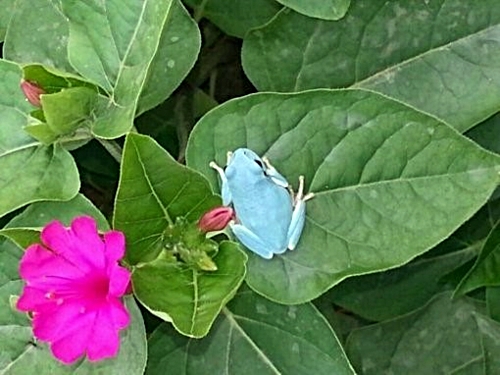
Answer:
[198,206,234,233]
[20,80,45,107]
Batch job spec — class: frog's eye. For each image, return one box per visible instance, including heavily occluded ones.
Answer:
[254,159,264,169]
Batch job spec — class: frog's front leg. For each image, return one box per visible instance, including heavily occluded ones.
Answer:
[210,159,232,205]
[285,176,315,251]
[230,222,275,259]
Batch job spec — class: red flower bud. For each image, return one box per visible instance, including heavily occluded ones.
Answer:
[20,80,45,107]
[198,206,234,233]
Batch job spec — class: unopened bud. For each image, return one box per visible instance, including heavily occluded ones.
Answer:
[198,206,234,233]
[20,80,45,107]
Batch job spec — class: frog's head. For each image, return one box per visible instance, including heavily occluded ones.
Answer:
[228,148,266,176]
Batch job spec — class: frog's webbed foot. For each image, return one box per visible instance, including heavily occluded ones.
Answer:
[210,158,232,205]
[286,175,314,251]
[209,161,224,175]
[295,175,315,205]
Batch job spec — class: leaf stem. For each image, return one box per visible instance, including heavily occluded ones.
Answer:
[97,138,123,163]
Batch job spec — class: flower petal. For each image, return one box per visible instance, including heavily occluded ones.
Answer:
[19,244,85,281]
[103,231,125,266]
[41,219,102,273]
[32,300,87,342]
[108,265,131,297]
[87,307,121,361]
[49,310,96,364]
[17,286,56,312]
[70,216,105,269]
[108,298,130,329]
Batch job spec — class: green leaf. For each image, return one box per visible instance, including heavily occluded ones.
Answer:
[0,0,15,41]
[455,220,500,296]
[183,0,282,38]
[133,241,246,338]
[466,113,500,155]
[486,286,500,322]
[186,89,500,304]
[146,287,355,375]
[58,0,183,138]
[137,0,201,116]
[0,60,80,218]
[242,1,500,132]
[4,0,75,73]
[275,0,350,20]
[114,133,220,265]
[346,292,485,375]
[329,248,475,321]
[476,314,500,373]
[0,193,110,248]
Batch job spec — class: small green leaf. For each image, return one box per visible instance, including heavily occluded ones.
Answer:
[186,89,500,304]
[41,87,96,136]
[346,293,485,375]
[0,194,110,248]
[114,133,220,265]
[183,0,282,38]
[146,287,355,374]
[275,0,350,20]
[242,1,500,132]
[133,241,246,338]
[455,220,500,296]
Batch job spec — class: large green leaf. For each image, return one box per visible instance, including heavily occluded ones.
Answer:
[242,0,500,132]
[186,89,500,304]
[0,238,147,374]
[0,60,80,218]
[183,0,282,38]
[476,314,500,373]
[114,133,220,265]
[275,0,350,20]
[146,287,355,375]
[61,0,176,138]
[346,293,487,375]
[133,241,246,338]
[3,0,75,73]
[5,0,200,139]
[136,0,200,116]
[329,248,474,321]
[0,194,110,249]
[0,0,15,41]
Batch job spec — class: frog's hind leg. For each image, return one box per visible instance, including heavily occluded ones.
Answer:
[230,223,275,259]
[287,176,314,251]
[210,160,232,205]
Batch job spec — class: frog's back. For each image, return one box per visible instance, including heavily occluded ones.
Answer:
[229,172,292,251]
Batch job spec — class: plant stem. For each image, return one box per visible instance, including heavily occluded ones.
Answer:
[97,138,123,163]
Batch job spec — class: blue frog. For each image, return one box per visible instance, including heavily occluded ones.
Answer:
[210,148,314,259]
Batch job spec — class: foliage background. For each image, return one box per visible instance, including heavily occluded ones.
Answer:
[1,0,500,374]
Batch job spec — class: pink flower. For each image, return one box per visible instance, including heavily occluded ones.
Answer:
[20,80,45,107]
[16,216,131,364]
[198,206,234,232]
